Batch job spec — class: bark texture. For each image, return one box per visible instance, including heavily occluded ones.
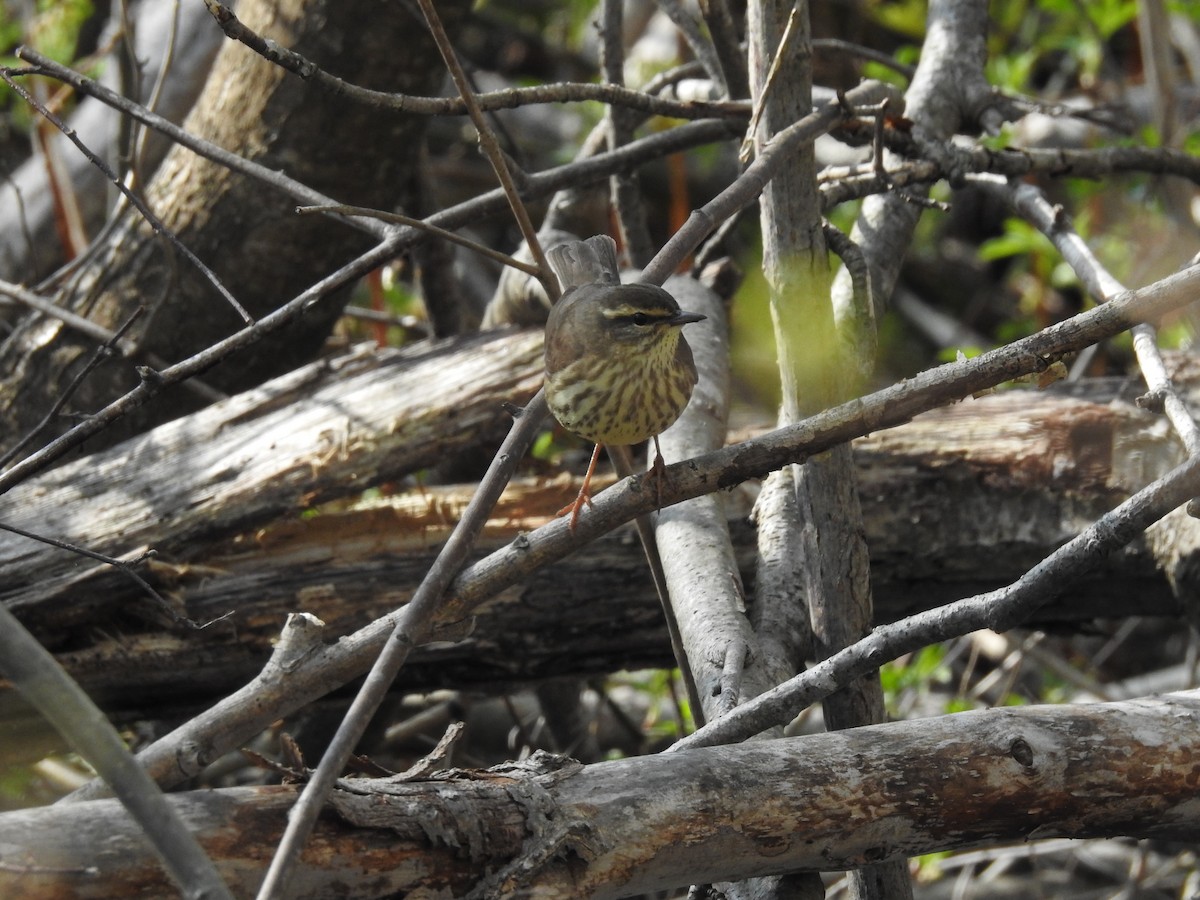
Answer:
[0,0,468,456]
[2,693,1197,899]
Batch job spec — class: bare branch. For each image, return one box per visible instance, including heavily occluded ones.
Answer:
[294,204,540,276]
[676,447,1200,750]
[201,0,747,121]
[643,79,903,285]
[0,66,253,324]
[989,178,1200,457]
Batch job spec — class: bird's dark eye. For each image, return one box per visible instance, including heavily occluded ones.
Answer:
[630,312,652,326]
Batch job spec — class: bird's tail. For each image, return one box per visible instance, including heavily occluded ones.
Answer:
[547,234,620,291]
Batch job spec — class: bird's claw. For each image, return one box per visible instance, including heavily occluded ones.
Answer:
[557,489,594,532]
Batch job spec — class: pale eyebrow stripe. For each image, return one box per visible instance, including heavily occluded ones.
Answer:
[601,304,671,320]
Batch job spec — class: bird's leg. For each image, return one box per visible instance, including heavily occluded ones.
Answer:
[558,442,604,531]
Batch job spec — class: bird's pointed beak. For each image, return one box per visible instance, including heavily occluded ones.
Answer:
[670,310,707,326]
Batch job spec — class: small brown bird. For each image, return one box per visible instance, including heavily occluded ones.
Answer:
[544,236,706,530]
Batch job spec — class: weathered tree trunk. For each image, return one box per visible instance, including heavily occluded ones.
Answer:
[0,330,544,615]
[2,692,1197,899]
[0,0,468,456]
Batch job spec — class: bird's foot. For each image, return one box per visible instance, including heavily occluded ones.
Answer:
[558,442,604,532]
[556,488,594,532]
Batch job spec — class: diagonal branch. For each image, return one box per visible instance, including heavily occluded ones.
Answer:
[987,177,1200,456]
[202,0,747,120]
[643,79,903,285]
[0,67,252,324]
[674,445,1200,750]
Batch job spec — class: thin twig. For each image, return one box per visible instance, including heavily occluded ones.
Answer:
[608,445,706,727]
[698,0,749,98]
[129,0,182,188]
[812,38,918,79]
[295,204,540,276]
[655,0,729,97]
[414,0,557,302]
[867,99,891,177]
[0,307,143,470]
[113,0,143,190]
[642,58,711,96]
[0,521,182,624]
[0,66,253,325]
[0,279,140,355]
[824,220,876,380]
[600,0,654,267]
[738,1,802,164]
[200,0,747,121]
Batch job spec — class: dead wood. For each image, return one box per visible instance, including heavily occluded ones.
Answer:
[1,692,1196,899]
[1,342,1195,741]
